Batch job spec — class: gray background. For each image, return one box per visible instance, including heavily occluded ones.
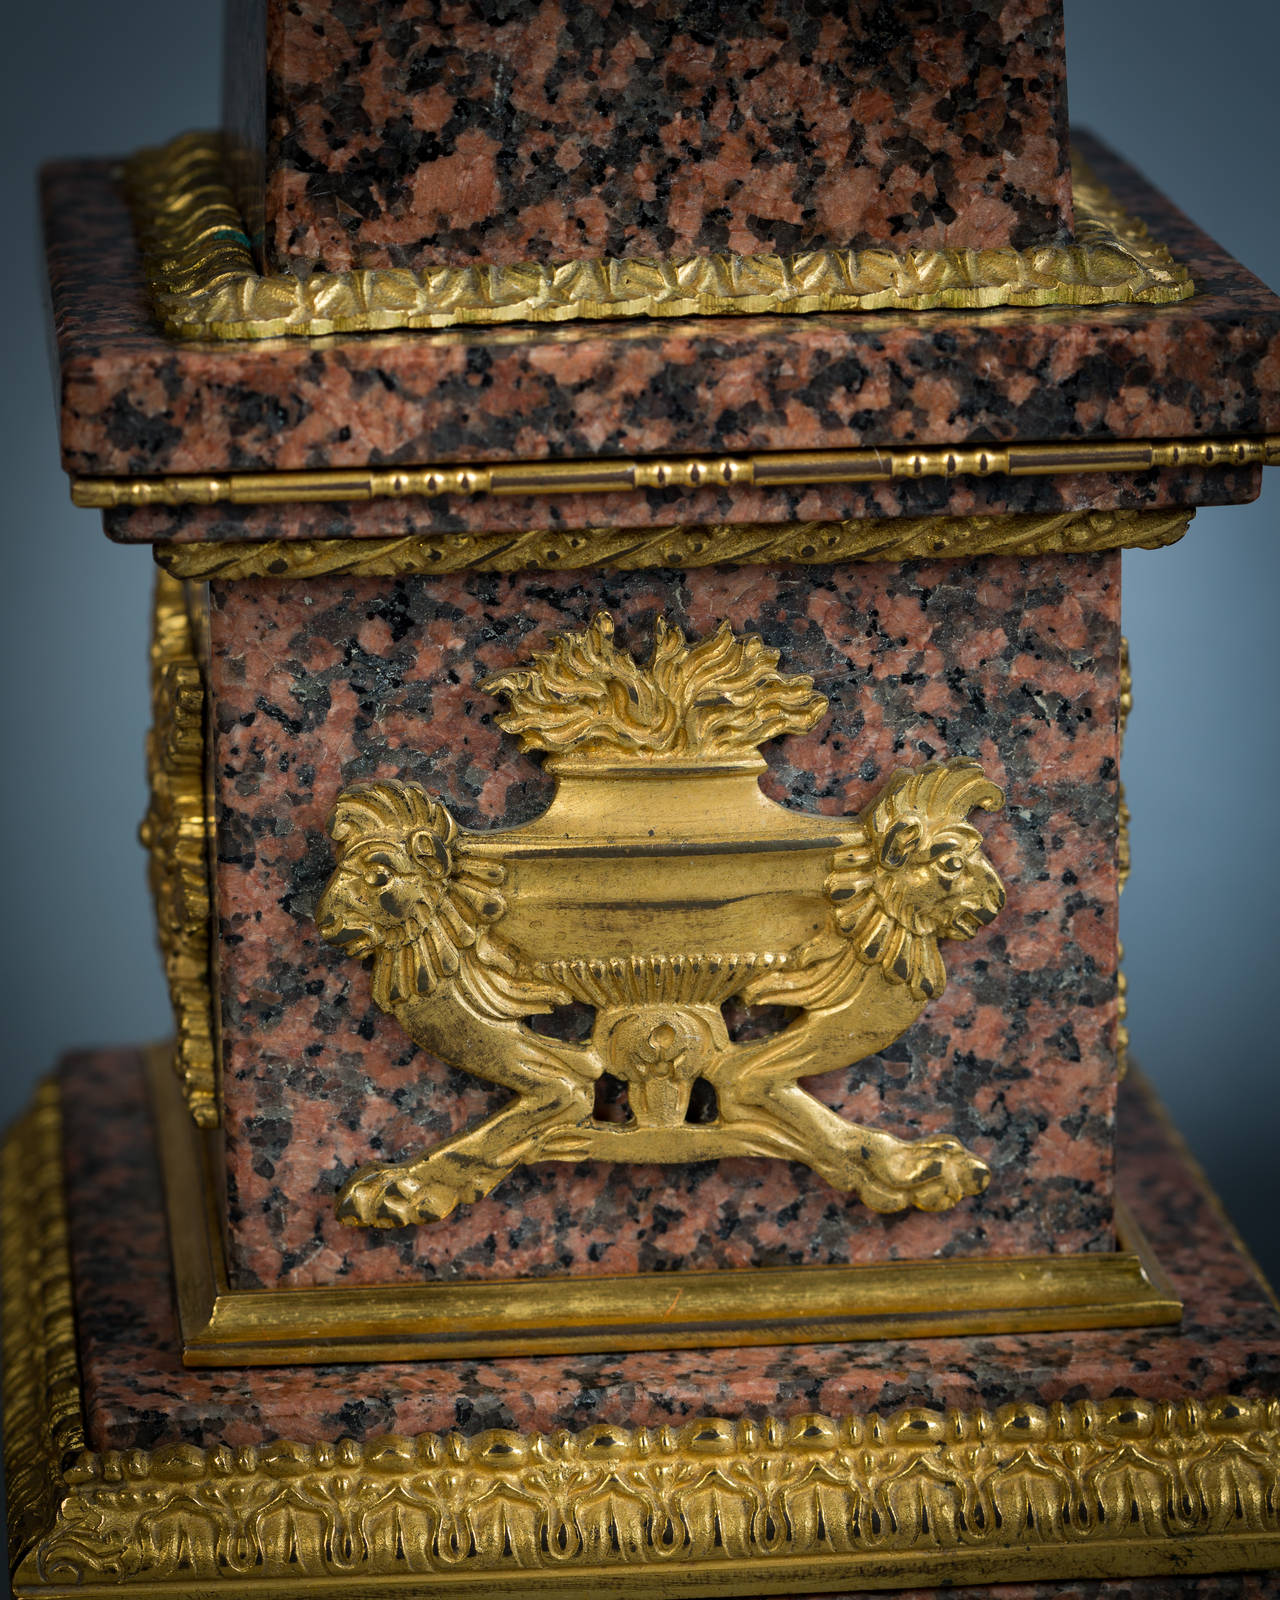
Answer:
[0,2,1275,1535]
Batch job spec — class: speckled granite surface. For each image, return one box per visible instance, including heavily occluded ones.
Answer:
[207,554,1120,1290]
[227,0,1071,274]
[44,134,1280,510]
[59,1051,1280,1450]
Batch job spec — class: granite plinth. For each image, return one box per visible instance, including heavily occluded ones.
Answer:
[225,0,1071,276]
[44,134,1280,517]
[60,1048,1279,1450]
[206,553,1119,1291]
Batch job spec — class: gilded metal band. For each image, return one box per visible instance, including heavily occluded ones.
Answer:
[126,132,1193,338]
[141,574,217,1126]
[152,507,1193,581]
[2,1072,1276,1595]
[73,434,1280,511]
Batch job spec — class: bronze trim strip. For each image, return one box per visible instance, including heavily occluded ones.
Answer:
[72,433,1279,512]
[151,508,1194,581]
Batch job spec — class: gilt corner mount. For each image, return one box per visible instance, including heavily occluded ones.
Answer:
[317,613,1007,1229]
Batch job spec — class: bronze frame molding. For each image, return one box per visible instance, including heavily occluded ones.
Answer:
[126,132,1193,338]
[73,434,1280,512]
[5,1070,1278,1597]
[147,1048,1182,1368]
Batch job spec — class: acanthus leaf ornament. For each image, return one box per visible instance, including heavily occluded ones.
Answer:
[317,614,1006,1227]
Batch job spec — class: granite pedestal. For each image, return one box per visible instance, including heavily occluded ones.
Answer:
[11,1,1280,1594]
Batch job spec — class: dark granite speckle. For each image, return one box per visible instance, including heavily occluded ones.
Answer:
[207,554,1120,1290]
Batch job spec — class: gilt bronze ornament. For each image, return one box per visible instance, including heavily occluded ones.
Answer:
[140,574,215,1127]
[317,613,1006,1229]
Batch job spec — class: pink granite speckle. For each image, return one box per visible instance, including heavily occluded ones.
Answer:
[105,465,1263,548]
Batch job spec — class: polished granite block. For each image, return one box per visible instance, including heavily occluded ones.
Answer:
[44,135,1280,493]
[205,554,1120,1291]
[60,1050,1279,1450]
[225,0,1072,276]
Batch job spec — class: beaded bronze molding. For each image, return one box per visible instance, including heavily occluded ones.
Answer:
[3,1078,1279,1595]
[153,507,1193,582]
[126,132,1193,338]
[73,436,1280,513]
[140,573,217,1126]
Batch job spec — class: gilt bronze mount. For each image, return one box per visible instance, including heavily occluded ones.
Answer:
[3,1078,1266,1595]
[150,1043,1180,1367]
[317,613,1006,1228]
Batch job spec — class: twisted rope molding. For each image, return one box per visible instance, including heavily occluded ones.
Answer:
[154,507,1193,582]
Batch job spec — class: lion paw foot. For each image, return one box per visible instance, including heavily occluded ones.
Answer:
[855,1135,990,1214]
[337,1165,461,1228]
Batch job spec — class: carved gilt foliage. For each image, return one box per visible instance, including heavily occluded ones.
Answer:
[31,1401,1280,1587]
[126,133,1193,339]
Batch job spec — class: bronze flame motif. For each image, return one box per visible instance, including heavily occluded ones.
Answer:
[317,613,1006,1227]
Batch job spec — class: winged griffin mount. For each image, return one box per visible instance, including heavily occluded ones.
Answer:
[316,613,1007,1228]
